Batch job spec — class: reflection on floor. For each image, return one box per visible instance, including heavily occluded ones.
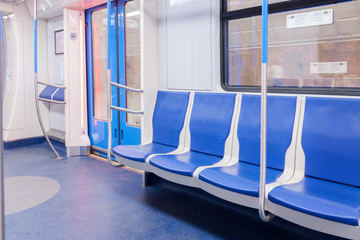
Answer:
[4,142,343,240]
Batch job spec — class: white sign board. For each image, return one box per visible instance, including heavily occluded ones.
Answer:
[310,62,347,74]
[287,9,333,29]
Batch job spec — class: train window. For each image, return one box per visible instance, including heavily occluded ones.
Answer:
[125,0,141,127]
[222,0,360,95]
[227,0,289,11]
[91,8,108,121]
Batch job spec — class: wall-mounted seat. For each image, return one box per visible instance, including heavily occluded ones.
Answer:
[149,92,237,187]
[39,85,65,102]
[198,95,298,208]
[267,97,360,239]
[112,91,190,171]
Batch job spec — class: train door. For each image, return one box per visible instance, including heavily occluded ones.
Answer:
[86,0,141,155]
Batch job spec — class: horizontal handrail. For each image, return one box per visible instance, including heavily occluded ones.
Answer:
[38,98,66,104]
[110,82,143,93]
[111,105,143,114]
[37,81,66,89]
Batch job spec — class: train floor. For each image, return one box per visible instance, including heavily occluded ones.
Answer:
[3,142,344,240]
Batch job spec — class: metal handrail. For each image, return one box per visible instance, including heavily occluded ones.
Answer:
[110,105,143,115]
[110,82,143,93]
[33,0,62,160]
[259,0,274,222]
[37,98,66,104]
[37,81,66,89]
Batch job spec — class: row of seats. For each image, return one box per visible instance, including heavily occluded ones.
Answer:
[112,91,360,239]
[39,85,65,102]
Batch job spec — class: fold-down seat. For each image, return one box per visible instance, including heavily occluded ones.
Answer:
[112,91,190,171]
[198,94,298,208]
[149,92,237,187]
[267,97,360,239]
[39,85,65,102]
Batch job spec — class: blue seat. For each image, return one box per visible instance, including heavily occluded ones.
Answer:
[53,88,65,101]
[199,95,297,198]
[112,91,190,164]
[39,86,58,100]
[112,143,176,163]
[268,97,360,226]
[149,92,236,178]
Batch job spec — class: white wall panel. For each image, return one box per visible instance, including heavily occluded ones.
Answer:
[3,2,49,141]
[166,0,212,90]
[47,16,65,132]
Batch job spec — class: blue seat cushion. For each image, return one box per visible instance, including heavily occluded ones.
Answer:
[112,143,176,163]
[199,162,282,197]
[39,86,57,100]
[149,151,222,177]
[268,177,360,226]
[53,88,65,101]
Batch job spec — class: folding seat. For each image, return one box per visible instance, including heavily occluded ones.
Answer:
[39,86,58,100]
[149,92,237,187]
[198,94,298,208]
[267,97,360,239]
[112,91,191,171]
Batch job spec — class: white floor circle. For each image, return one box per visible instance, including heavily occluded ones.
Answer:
[4,176,60,215]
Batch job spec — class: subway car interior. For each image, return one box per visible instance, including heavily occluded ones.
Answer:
[0,0,360,239]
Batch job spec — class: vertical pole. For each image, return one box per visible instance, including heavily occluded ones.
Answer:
[107,0,122,167]
[0,12,5,240]
[33,0,62,160]
[107,0,112,163]
[259,0,273,222]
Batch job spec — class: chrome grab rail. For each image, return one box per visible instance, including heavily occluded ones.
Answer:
[259,0,274,223]
[37,81,66,89]
[110,82,143,93]
[33,0,62,160]
[37,98,66,104]
[110,106,143,115]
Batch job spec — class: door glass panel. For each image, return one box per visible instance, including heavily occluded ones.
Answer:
[125,0,141,127]
[92,8,108,121]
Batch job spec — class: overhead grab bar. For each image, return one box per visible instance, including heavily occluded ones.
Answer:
[37,81,66,89]
[110,82,143,93]
[110,106,144,115]
[259,0,274,222]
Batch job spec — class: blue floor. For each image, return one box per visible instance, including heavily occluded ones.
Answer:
[3,142,344,240]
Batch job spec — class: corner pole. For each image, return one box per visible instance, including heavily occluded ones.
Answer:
[0,11,5,240]
[259,0,274,222]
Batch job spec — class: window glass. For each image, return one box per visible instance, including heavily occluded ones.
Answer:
[225,1,360,90]
[125,0,141,127]
[227,0,290,11]
[92,8,108,121]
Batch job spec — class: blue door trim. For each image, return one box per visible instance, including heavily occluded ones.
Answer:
[86,3,120,151]
[86,0,141,152]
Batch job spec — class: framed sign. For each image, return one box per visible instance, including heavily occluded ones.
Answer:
[54,30,64,55]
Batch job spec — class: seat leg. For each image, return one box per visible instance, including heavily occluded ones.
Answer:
[143,172,158,187]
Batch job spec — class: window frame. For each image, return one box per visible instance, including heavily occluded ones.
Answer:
[221,0,360,96]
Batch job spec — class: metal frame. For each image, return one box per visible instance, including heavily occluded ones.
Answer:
[34,0,62,160]
[220,0,359,96]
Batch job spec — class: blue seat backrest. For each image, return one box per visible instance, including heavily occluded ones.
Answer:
[238,95,297,171]
[53,88,65,101]
[152,91,190,147]
[39,86,57,100]
[189,92,236,157]
[302,97,360,187]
